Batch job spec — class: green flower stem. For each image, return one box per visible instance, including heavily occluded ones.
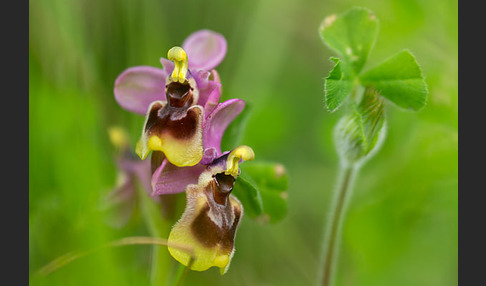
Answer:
[174,264,190,286]
[137,187,172,286]
[319,163,358,286]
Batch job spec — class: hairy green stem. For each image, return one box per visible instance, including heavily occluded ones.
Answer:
[318,164,357,286]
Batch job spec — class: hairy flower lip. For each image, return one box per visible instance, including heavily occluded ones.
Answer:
[136,100,204,167]
[134,51,213,167]
[150,99,245,196]
[167,153,244,274]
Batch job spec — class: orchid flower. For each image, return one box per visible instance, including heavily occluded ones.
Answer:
[168,145,255,274]
[114,30,228,167]
[151,98,245,196]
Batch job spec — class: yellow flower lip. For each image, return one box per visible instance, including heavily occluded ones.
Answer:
[168,46,189,83]
[134,101,204,167]
[225,145,255,177]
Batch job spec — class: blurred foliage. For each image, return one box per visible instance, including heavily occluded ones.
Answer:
[29,0,457,285]
[236,161,289,223]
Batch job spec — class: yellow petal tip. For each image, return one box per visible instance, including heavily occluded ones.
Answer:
[135,140,148,160]
[213,255,230,269]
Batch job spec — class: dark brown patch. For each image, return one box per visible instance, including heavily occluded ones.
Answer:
[191,204,223,248]
[190,178,240,251]
[166,82,194,108]
[221,203,241,252]
[144,104,201,140]
[213,173,235,205]
[144,102,165,133]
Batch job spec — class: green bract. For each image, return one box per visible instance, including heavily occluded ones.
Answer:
[320,7,428,112]
[334,88,386,164]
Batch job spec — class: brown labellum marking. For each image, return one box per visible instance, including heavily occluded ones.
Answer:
[190,201,240,252]
[144,103,200,140]
[190,174,239,250]
[144,102,165,133]
[191,203,223,248]
[166,82,194,108]
[221,203,241,252]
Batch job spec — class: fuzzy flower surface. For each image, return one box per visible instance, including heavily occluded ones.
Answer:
[168,145,255,274]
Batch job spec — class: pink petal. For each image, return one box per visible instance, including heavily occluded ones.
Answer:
[114,66,168,115]
[160,58,174,72]
[182,30,227,71]
[203,70,222,109]
[199,147,219,165]
[129,159,153,196]
[198,77,221,108]
[202,99,245,154]
[151,159,206,196]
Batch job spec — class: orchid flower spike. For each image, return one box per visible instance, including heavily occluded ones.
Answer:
[168,146,255,274]
[114,30,228,167]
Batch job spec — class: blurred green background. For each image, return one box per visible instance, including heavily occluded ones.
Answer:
[29,0,457,285]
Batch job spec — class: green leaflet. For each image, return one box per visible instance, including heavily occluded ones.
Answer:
[360,50,428,111]
[319,7,379,75]
[233,171,264,218]
[234,162,288,223]
[324,58,355,112]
